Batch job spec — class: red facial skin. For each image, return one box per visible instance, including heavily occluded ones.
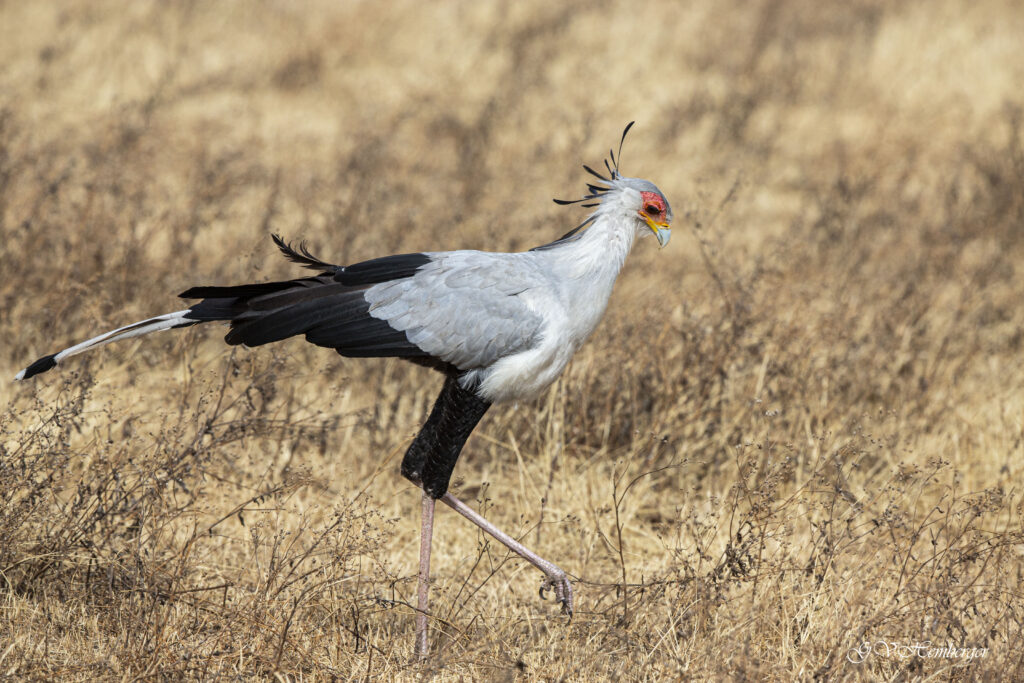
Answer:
[639,190,668,222]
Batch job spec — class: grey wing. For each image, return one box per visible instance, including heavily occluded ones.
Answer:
[363,251,547,371]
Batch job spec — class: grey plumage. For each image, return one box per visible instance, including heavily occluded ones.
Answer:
[365,252,544,373]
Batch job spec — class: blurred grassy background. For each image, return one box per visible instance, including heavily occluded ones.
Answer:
[1,0,1022,679]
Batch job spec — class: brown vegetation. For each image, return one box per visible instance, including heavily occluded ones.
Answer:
[1,0,1022,679]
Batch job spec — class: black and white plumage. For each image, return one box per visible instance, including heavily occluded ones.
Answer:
[14,123,673,657]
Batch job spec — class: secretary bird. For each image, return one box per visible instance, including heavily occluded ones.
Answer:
[14,122,672,656]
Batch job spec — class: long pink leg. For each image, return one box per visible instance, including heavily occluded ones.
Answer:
[415,492,434,658]
[441,493,573,614]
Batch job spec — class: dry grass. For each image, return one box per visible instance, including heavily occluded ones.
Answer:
[2,0,1023,679]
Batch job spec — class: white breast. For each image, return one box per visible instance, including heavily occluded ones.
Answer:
[471,213,637,403]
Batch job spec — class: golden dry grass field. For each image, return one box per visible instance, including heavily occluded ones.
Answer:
[2,0,1023,680]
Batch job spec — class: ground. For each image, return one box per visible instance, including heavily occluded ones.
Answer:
[1,0,1022,680]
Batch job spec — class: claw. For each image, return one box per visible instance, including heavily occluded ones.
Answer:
[539,573,574,616]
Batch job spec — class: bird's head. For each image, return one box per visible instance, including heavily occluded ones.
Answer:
[552,122,672,248]
[606,177,673,248]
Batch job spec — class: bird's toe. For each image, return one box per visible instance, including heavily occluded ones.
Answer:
[539,572,573,617]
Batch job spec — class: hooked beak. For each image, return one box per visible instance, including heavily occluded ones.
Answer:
[642,214,672,248]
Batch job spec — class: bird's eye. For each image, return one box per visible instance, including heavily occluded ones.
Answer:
[644,204,660,216]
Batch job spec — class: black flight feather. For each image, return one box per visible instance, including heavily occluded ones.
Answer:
[181,235,437,363]
[223,288,422,360]
[334,253,431,286]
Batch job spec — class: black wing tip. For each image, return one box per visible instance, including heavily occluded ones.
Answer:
[16,354,58,381]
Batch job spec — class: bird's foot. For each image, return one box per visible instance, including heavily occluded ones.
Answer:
[439,492,575,619]
[538,569,574,616]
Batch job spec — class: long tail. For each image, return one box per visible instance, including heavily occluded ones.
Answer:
[14,234,435,382]
[14,311,200,380]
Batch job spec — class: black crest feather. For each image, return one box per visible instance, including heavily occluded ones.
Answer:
[552,121,635,207]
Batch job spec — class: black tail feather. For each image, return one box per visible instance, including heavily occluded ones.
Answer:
[180,280,318,300]
[19,236,439,381]
[20,354,57,380]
